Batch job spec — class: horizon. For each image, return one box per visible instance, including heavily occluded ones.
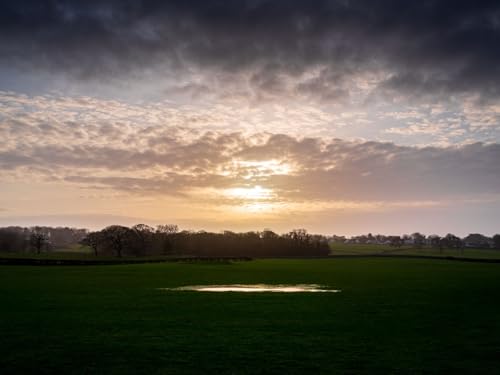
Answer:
[0,218,497,239]
[1,1,500,235]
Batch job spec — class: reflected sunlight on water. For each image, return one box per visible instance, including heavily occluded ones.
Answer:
[158,284,341,293]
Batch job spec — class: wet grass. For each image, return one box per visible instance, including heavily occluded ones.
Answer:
[1,258,499,374]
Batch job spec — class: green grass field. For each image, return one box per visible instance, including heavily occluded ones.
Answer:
[330,242,500,259]
[1,258,500,374]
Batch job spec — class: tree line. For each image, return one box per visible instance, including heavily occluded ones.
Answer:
[82,225,330,257]
[331,232,500,250]
[2,225,499,257]
[0,226,88,254]
[0,225,330,257]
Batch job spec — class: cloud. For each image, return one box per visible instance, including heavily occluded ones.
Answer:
[2,1,500,102]
[1,92,499,206]
[0,214,157,230]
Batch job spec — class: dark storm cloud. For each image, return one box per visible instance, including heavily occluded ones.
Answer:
[1,0,500,97]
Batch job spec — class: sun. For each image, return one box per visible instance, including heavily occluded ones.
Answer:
[225,185,273,200]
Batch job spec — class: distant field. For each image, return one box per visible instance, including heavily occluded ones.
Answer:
[1,258,499,374]
[330,242,500,259]
[55,244,93,253]
[329,243,401,254]
[3,243,500,261]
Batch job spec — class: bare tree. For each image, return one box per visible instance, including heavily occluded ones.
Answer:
[83,231,103,256]
[101,225,131,257]
[132,224,154,256]
[411,232,426,249]
[389,235,402,248]
[29,227,49,254]
[428,235,441,252]
[493,234,500,250]
[441,233,463,254]
[156,224,178,235]
[156,224,179,255]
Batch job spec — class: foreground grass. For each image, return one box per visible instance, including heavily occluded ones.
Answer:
[1,259,499,374]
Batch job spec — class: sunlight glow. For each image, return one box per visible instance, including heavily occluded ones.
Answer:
[240,202,277,213]
[159,284,341,293]
[234,159,293,179]
[225,185,274,200]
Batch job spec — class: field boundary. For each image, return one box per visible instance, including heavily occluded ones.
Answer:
[0,256,253,266]
[328,254,500,263]
[1,254,500,266]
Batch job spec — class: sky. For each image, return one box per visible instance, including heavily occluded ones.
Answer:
[1,0,500,236]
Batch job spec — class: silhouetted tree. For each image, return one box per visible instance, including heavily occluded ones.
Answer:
[428,235,441,251]
[0,227,28,252]
[463,233,491,248]
[493,234,500,250]
[441,233,463,254]
[101,225,131,257]
[48,227,88,248]
[29,227,49,254]
[131,224,154,256]
[411,232,426,249]
[82,231,103,256]
[155,224,178,255]
[288,228,311,254]
[389,236,402,248]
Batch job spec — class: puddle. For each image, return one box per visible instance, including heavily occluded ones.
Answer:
[158,284,340,293]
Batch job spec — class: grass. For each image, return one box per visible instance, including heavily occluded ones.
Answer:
[330,242,500,259]
[1,258,500,374]
[3,243,499,261]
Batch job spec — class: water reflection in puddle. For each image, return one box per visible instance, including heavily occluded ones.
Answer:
[158,284,340,293]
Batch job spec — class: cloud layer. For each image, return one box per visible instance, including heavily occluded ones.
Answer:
[1,92,499,207]
[2,0,500,101]
[1,3,500,234]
